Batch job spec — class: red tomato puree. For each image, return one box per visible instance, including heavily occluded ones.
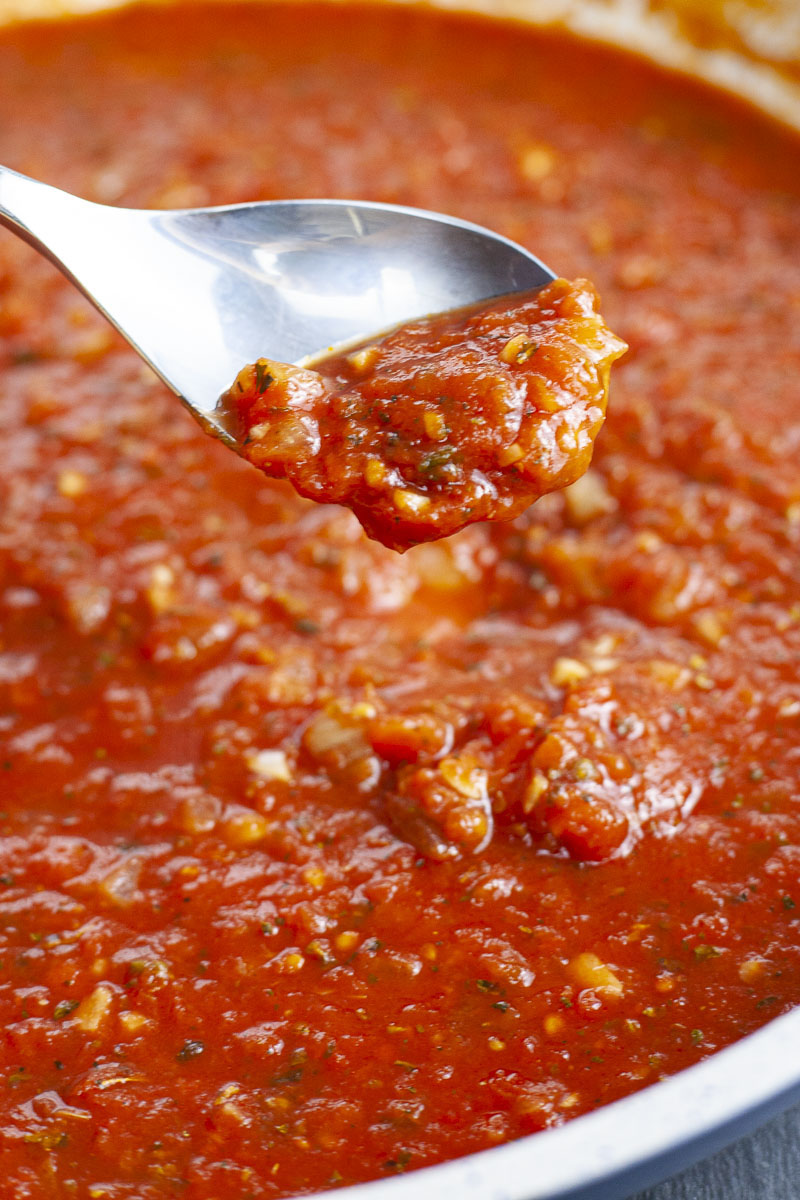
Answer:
[0,4,799,1196]
[226,279,626,550]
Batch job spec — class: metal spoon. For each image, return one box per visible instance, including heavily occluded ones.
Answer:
[0,164,555,449]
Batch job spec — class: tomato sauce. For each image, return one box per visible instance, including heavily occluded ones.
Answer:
[226,279,625,550]
[1,3,800,1196]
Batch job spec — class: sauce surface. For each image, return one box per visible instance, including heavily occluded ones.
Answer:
[1,4,800,1197]
[227,279,625,550]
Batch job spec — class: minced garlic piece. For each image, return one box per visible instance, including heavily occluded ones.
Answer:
[439,755,487,799]
[550,657,590,687]
[74,984,114,1032]
[146,563,177,614]
[499,332,538,364]
[119,1010,149,1033]
[364,457,387,487]
[57,469,89,497]
[567,952,624,997]
[222,808,270,847]
[246,748,292,782]
[518,143,556,182]
[393,488,431,515]
[523,770,548,813]
[303,865,326,890]
[422,410,446,440]
[346,345,379,373]
[496,442,524,467]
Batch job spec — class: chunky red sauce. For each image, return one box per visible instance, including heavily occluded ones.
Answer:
[1,4,800,1196]
[226,279,625,549]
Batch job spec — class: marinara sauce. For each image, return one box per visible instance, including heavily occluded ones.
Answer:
[0,4,799,1197]
[226,279,626,549]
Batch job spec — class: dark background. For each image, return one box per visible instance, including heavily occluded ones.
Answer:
[630,1102,800,1199]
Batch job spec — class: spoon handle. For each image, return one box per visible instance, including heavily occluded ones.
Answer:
[0,163,106,287]
[1,164,66,255]
[0,163,38,234]
[0,162,241,437]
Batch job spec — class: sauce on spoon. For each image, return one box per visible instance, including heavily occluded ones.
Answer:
[224,277,626,549]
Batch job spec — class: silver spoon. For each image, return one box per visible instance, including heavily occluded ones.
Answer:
[0,164,555,450]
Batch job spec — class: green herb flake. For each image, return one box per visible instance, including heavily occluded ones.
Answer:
[383,1149,412,1173]
[418,445,456,480]
[476,979,499,993]
[176,1039,205,1062]
[53,999,79,1021]
[693,944,722,962]
[294,618,320,636]
[23,1130,68,1150]
[254,361,274,395]
[514,340,540,364]
[271,1065,304,1086]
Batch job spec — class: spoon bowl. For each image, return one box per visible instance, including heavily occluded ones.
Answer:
[0,166,555,448]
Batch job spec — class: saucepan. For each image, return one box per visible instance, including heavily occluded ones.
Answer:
[1,0,798,1197]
